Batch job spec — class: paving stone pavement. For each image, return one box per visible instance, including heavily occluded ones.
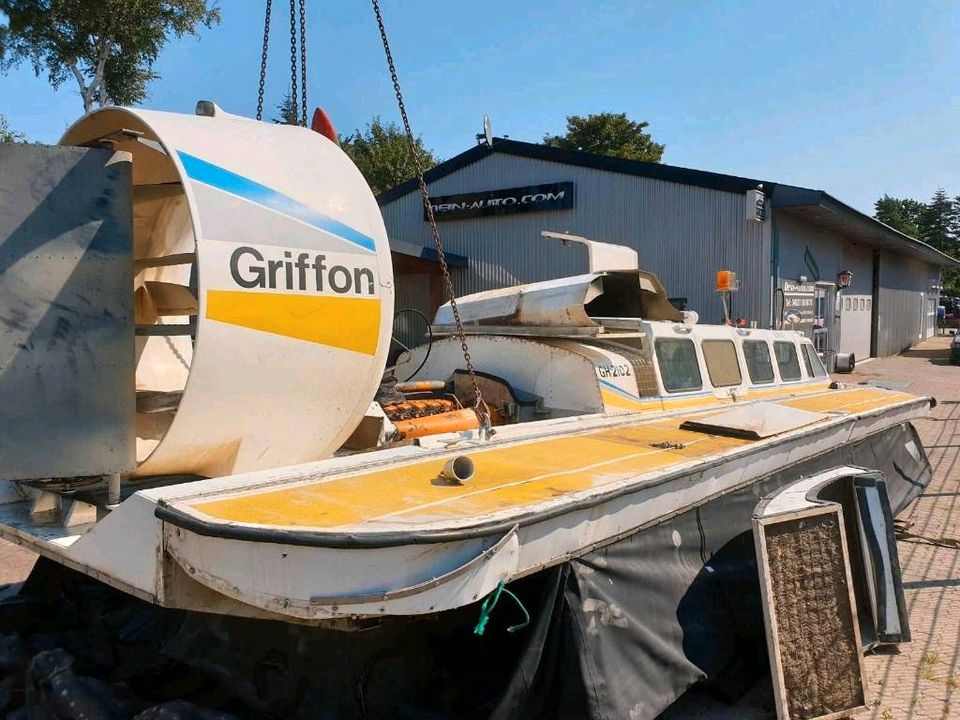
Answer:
[850,336,960,720]
[1,337,957,719]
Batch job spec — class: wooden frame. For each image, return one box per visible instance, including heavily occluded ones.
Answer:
[754,504,869,720]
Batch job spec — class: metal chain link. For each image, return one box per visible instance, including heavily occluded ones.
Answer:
[298,0,308,127]
[256,0,273,121]
[370,0,493,437]
[288,0,299,126]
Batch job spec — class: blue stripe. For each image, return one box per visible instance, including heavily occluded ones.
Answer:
[177,151,376,253]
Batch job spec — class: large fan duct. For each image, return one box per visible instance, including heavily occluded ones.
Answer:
[61,104,394,478]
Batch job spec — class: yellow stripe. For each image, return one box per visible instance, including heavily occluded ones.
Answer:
[206,290,381,355]
[600,388,659,412]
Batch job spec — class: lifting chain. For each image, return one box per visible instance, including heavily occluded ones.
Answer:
[370,0,493,438]
[288,0,299,126]
[257,0,308,126]
[256,0,273,121]
[298,0,308,127]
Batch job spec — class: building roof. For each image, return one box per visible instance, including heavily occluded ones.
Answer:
[378,137,960,269]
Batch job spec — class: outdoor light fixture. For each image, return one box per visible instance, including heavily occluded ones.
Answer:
[837,270,853,289]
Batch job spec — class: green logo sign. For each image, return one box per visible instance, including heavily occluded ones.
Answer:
[803,246,820,281]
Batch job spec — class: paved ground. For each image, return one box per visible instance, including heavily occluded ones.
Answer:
[1,337,957,719]
[0,532,34,587]
[850,336,960,720]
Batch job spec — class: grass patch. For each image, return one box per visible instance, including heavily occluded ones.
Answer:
[921,651,941,666]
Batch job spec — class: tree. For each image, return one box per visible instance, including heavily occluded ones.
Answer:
[543,112,665,162]
[0,0,220,113]
[0,113,25,142]
[952,195,960,243]
[339,117,439,196]
[919,189,956,253]
[874,191,960,298]
[273,90,298,125]
[874,195,925,238]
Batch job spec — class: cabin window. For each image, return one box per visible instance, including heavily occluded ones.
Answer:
[774,341,802,380]
[743,340,775,384]
[655,339,702,392]
[702,340,743,387]
[802,343,828,378]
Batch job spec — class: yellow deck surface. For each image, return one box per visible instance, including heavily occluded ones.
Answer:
[187,387,916,530]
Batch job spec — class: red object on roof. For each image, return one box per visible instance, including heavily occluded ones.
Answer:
[311,107,338,145]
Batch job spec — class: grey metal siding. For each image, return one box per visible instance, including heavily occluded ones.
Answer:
[381,153,770,325]
[876,254,938,356]
[775,213,846,288]
[775,212,879,356]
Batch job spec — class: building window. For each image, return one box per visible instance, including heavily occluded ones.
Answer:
[801,343,828,378]
[702,340,743,387]
[655,339,702,393]
[844,298,851,311]
[774,341,802,380]
[743,340,775,384]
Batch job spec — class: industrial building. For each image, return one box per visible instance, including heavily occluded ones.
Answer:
[380,138,959,363]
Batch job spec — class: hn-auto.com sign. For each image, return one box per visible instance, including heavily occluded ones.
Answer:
[426,182,575,221]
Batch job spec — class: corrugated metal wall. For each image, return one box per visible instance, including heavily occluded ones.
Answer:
[774,213,875,355]
[876,252,939,356]
[380,153,771,326]
[776,210,941,357]
[391,271,432,361]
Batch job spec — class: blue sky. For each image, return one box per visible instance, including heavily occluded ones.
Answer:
[1,1,957,213]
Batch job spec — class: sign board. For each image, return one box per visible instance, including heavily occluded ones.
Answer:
[427,182,574,221]
[782,279,817,325]
[783,280,816,294]
[746,188,766,222]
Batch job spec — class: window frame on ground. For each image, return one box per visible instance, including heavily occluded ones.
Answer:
[743,339,775,384]
[701,339,743,388]
[654,338,703,393]
[774,340,802,381]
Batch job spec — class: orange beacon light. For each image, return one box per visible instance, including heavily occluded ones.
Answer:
[716,270,739,293]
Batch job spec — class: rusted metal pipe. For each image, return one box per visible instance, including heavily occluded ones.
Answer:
[392,409,480,440]
[395,380,447,393]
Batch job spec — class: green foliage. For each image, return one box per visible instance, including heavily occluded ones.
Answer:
[0,113,25,142]
[273,90,298,125]
[0,0,220,112]
[877,189,960,296]
[920,189,955,253]
[543,112,665,162]
[874,195,924,238]
[339,117,439,196]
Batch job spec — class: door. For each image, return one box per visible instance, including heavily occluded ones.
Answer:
[840,293,871,359]
[924,294,936,339]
